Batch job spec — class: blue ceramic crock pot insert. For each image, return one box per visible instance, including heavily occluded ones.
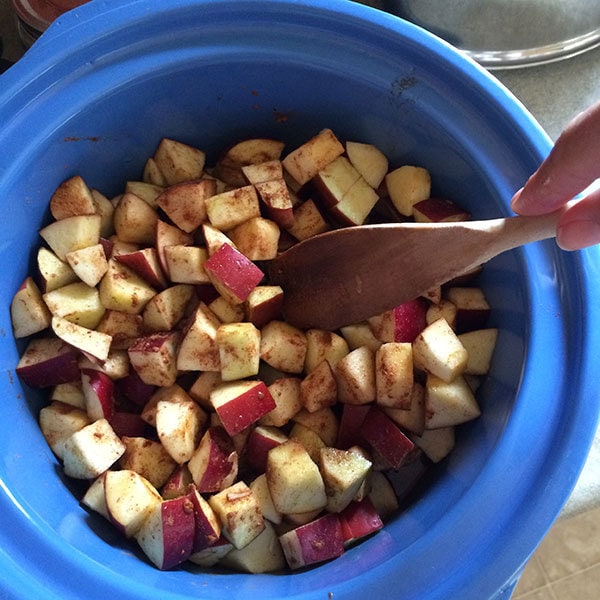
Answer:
[0,1,598,599]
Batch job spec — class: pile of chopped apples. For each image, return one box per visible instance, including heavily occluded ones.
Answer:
[11,129,498,573]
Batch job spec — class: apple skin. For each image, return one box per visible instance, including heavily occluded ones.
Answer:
[16,337,80,388]
[108,411,147,438]
[393,298,429,343]
[360,405,416,470]
[81,368,115,421]
[115,247,168,290]
[204,242,264,305]
[245,425,287,473]
[10,276,52,338]
[188,426,239,493]
[339,497,383,544]
[279,513,345,570]
[336,403,370,450]
[115,369,157,407]
[187,485,222,552]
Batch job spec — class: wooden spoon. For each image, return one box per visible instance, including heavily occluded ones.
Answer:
[269,209,564,330]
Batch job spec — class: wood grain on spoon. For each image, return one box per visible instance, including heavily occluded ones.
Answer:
[269,210,564,330]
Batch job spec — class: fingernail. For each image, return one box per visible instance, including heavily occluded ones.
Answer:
[557,219,600,251]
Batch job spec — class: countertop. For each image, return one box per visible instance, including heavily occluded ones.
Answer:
[1,0,599,519]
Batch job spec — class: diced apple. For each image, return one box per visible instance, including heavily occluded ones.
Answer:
[279,513,344,570]
[220,520,286,573]
[119,436,177,489]
[345,141,389,189]
[266,438,327,514]
[51,315,112,361]
[39,214,102,261]
[424,374,481,429]
[458,328,498,375]
[260,320,307,374]
[339,497,384,545]
[61,418,125,479]
[205,185,261,231]
[249,473,282,525]
[254,178,295,228]
[367,471,399,521]
[412,318,468,382]
[412,197,471,223]
[385,165,431,216]
[153,138,206,185]
[383,382,426,436]
[445,287,491,333]
[104,469,162,538]
[187,485,222,552]
[135,494,197,569]
[96,310,143,349]
[112,192,159,245]
[329,176,379,226]
[245,425,288,473]
[49,175,96,221]
[216,322,261,381]
[143,157,168,186]
[242,159,283,184]
[201,223,237,256]
[410,427,456,463]
[336,403,370,450]
[304,330,349,374]
[16,337,80,388]
[43,281,106,330]
[156,178,215,232]
[319,446,372,513]
[125,180,165,209]
[300,359,337,413]
[188,426,238,492]
[39,401,91,459]
[282,128,344,185]
[289,422,327,463]
[81,475,110,520]
[115,247,168,290]
[313,156,361,208]
[176,301,221,372]
[159,464,193,500]
[188,537,233,567]
[65,243,108,287]
[164,245,210,285]
[128,331,180,386]
[360,406,415,470]
[339,322,382,352]
[208,295,245,324]
[216,138,285,185]
[142,283,195,332]
[426,299,458,330]
[369,298,428,343]
[188,370,223,410]
[286,199,329,241]
[245,285,283,329]
[375,342,413,409]
[155,219,194,275]
[204,243,264,305]
[228,216,280,261]
[50,381,85,409]
[99,258,157,315]
[10,276,51,337]
[36,246,78,292]
[155,393,207,464]
[292,407,339,447]
[334,346,376,405]
[208,481,265,549]
[210,380,276,437]
[260,377,302,428]
[81,368,115,421]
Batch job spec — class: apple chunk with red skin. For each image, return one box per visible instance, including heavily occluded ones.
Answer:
[135,494,197,570]
[204,242,264,305]
[188,426,238,493]
[39,401,91,460]
[115,247,168,290]
[279,513,344,570]
[412,197,471,223]
[16,337,80,388]
[245,425,288,473]
[339,497,383,546]
[210,380,276,437]
[128,330,180,387]
[360,405,416,470]
[81,368,115,421]
[187,485,222,552]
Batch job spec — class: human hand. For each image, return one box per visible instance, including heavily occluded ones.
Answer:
[511,99,600,251]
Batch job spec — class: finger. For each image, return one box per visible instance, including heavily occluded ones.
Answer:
[556,186,600,251]
[511,100,600,215]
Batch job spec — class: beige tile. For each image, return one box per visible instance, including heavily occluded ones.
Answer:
[550,563,600,599]
[513,554,548,596]
[512,585,557,600]
[535,506,600,582]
